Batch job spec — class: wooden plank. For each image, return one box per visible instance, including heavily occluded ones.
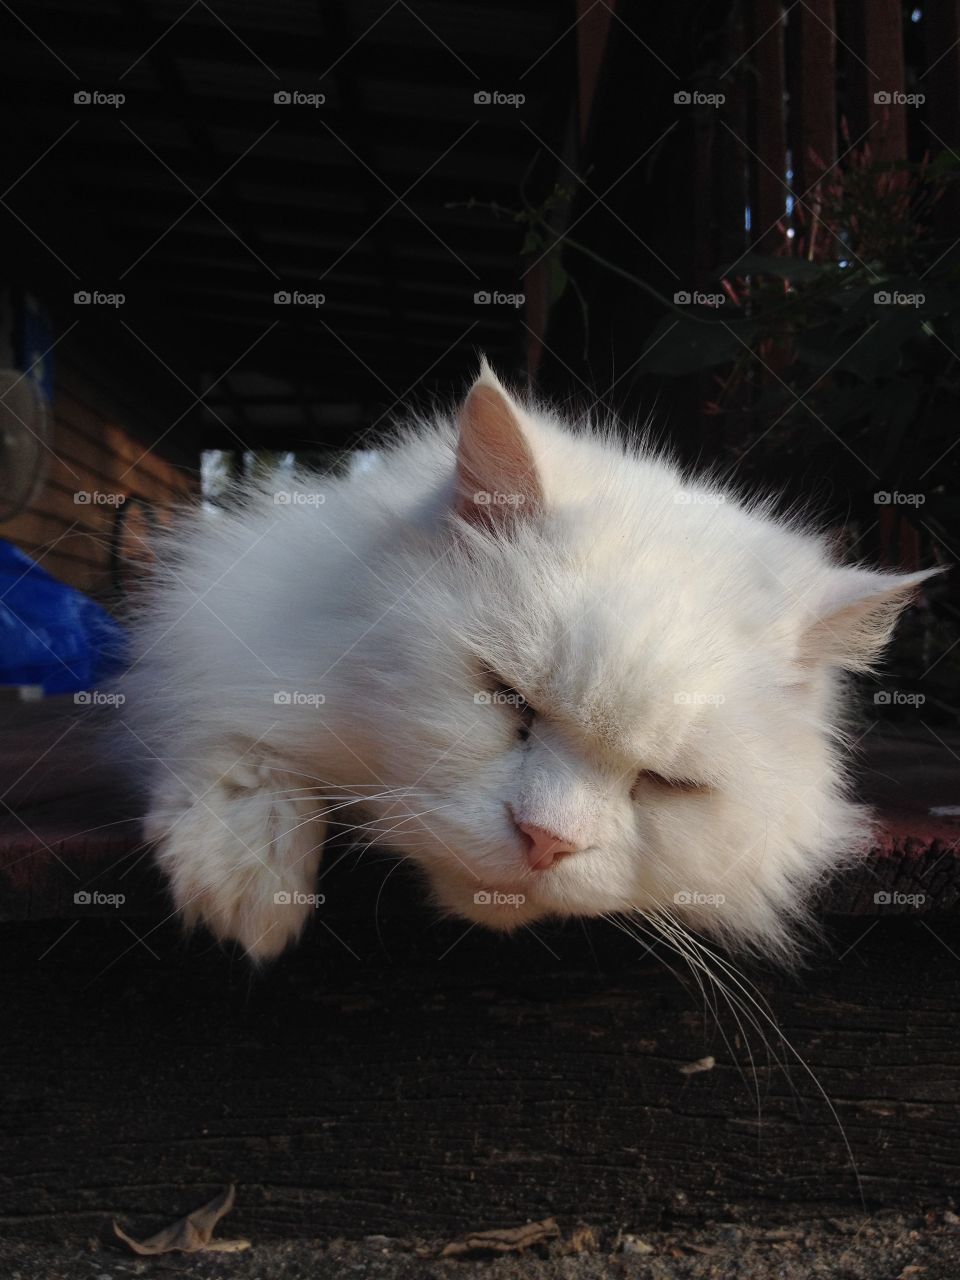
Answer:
[0,913,955,1241]
[845,0,907,163]
[788,0,837,195]
[749,0,787,249]
[923,0,960,239]
[577,0,615,145]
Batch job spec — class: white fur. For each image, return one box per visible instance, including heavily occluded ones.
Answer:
[122,364,929,961]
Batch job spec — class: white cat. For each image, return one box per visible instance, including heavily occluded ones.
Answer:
[125,360,933,962]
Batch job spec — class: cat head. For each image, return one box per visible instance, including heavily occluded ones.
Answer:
[347,361,933,959]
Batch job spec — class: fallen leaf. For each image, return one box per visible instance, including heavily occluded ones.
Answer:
[678,1054,716,1076]
[563,1223,598,1254]
[113,1184,250,1255]
[620,1233,654,1255]
[896,1267,926,1278]
[439,1217,560,1257]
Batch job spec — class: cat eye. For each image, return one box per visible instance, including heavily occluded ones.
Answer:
[480,670,536,739]
[633,770,710,797]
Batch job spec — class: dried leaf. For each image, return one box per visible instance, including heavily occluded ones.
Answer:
[113,1184,250,1255]
[439,1217,560,1257]
[563,1223,598,1254]
[678,1054,716,1076]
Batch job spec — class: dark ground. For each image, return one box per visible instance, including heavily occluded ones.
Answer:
[1,906,958,1274]
[2,1209,960,1279]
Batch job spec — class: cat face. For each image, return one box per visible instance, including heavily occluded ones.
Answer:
[346,363,930,956]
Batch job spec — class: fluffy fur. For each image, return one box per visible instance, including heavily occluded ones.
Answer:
[123,361,932,961]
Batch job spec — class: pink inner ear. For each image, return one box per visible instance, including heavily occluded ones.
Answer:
[455,378,543,526]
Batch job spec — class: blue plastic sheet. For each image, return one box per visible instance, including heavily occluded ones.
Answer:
[0,539,127,694]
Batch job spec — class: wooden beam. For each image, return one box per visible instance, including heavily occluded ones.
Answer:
[749,0,787,250]
[577,0,615,145]
[788,0,837,196]
[845,0,907,163]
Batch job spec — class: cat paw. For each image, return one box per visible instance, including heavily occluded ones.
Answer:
[146,766,325,961]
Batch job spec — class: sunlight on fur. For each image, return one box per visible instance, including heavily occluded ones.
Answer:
[123,358,934,964]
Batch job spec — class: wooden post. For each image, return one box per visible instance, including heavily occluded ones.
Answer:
[577,0,615,145]
[749,0,788,249]
[788,0,837,195]
[922,0,960,237]
[846,0,907,163]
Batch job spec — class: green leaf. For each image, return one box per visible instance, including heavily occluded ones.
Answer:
[635,316,755,375]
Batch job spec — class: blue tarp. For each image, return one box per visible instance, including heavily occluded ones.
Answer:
[0,539,127,694]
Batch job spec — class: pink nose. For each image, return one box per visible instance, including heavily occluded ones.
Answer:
[518,822,580,871]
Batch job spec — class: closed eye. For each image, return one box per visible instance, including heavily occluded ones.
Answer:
[479,669,536,739]
[632,770,711,798]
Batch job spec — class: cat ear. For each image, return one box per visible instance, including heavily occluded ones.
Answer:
[454,358,542,525]
[798,566,940,672]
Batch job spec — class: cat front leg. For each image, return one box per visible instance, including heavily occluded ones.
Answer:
[144,753,327,961]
